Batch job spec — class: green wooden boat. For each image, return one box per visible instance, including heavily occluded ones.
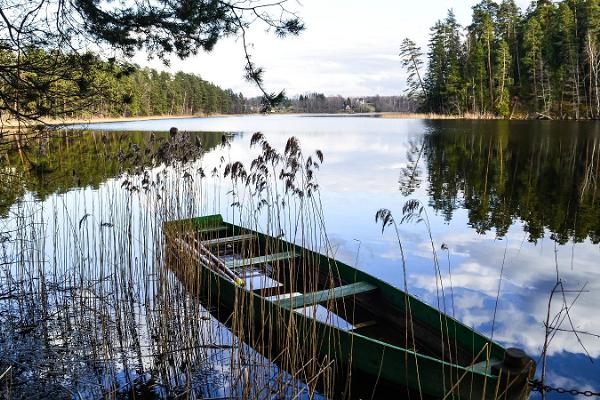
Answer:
[165,214,535,399]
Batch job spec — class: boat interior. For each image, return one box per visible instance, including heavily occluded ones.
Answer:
[171,221,488,368]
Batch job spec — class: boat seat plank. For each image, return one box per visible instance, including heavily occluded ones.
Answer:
[277,281,377,310]
[265,292,303,302]
[197,226,229,235]
[226,251,298,269]
[201,234,255,247]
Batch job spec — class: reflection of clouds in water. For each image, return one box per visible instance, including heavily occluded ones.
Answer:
[544,352,600,394]
[407,226,600,359]
[454,291,485,310]
[197,122,424,194]
[190,121,600,390]
[412,261,504,296]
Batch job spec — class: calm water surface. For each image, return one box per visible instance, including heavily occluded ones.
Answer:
[6,115,600,397]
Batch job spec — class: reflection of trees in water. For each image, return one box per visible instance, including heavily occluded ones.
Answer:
[0,130,226,217]
[403,121,600,244]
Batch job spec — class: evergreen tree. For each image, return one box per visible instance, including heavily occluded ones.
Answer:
[399,38,427,105]
[424,10,464,114]
[410,0,600,119]
[470,0,498,112]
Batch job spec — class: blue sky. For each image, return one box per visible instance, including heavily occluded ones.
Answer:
[134,0,532,97]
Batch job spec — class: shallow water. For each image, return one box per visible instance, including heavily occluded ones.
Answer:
[4,115,600,397]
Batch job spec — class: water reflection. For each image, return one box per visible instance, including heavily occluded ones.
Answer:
[396,120,600,395]
[415,120,600,244]
[0,130,225,217]
[1,116,599,397]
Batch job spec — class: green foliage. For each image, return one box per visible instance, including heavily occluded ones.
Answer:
[407,0,600,118]
[0,49,246,119]
[424,11,465,114]
[494,40,513,116]
[0,0,302,121]
[399,38,426,103]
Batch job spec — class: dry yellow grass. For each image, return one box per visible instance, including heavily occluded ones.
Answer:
[378,112,501,120]
[0,113,241,129]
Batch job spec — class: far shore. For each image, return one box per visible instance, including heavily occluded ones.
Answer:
[1,111,587,129]
[44,113,233,127]
[43,112,508,124]
[1,113,238,129]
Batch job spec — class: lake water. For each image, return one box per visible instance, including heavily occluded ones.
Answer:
[2,115,599,398]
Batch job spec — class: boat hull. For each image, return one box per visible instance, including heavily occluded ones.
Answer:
[165,217,533,399]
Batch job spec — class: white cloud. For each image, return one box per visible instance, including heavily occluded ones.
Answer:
[132,0,532,97]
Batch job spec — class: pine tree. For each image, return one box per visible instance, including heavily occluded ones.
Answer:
[399,38,427,105]
[523,16,545,112]
[406,0,600,119]
[424,10,465,114]
[426,20,447,112]
[471,1,498,111]
[443,10,465,114]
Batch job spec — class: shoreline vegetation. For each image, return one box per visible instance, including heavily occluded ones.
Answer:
[1,111,590,130]
[38,111,590,125]
[0,113,499,129]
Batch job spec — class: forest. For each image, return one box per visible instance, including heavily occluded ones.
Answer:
[0,48,415,121]
[0,49,247,122]
[401,0,600,119]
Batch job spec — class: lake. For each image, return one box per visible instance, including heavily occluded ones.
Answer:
[1,115,599,398]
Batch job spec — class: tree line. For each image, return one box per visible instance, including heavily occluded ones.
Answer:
[401,0,600,119]
[87,63,247,118]
[0,0,303,124]
[0,49,246,122]
[245,93,418,113]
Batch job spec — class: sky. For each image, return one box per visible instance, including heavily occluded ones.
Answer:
[133,0,532,98]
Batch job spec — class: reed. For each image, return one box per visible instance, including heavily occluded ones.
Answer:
[0,129,344,399]
[0,127,538,400]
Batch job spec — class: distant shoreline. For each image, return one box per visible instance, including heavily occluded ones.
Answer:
[0,113,238,129]
[47,112,505,124]
[45,113,231,127]
[2,112,594,129]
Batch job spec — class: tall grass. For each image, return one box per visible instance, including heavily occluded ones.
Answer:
[0,127,540,400]
[0,129,342,399]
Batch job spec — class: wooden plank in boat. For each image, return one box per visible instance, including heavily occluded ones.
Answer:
[265,292,302,302]
[277,281,377,310]
[197,226,229,235]
[226,251,298,269]
[201,234,255,247]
